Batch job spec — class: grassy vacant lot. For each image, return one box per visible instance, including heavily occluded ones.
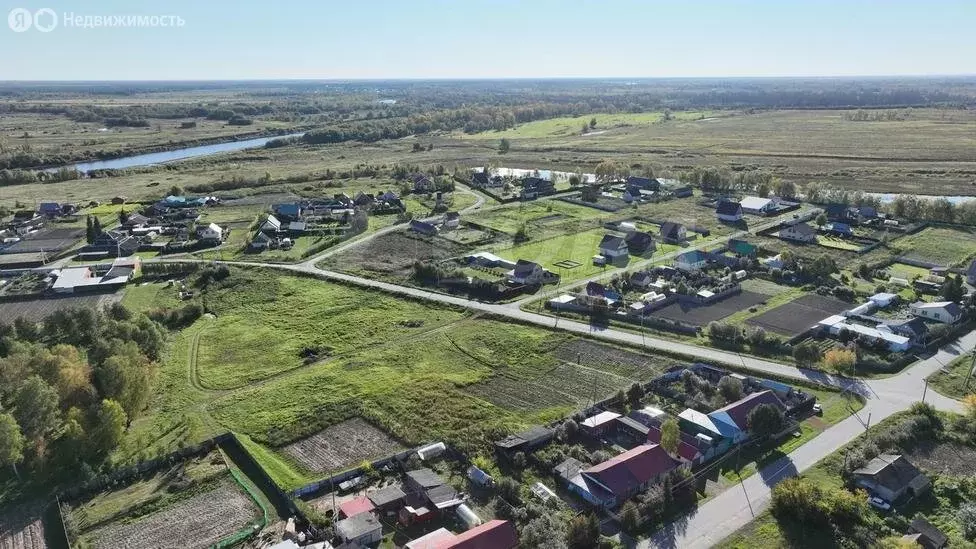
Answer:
[116,267,692,490]
[192,269,467,389]
[490,227,636,283]
[893,226,976,267]
[927,353,976,399]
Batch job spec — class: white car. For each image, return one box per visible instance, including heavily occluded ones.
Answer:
[813,403,823,415]
[868,497,891,511]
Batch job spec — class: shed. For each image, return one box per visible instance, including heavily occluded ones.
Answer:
[367,484,406,510]
[339,496,375,519]
[336,513,382,546]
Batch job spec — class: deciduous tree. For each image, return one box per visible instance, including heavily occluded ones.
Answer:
[0,413,24,470]
[12,375,61,441]
[660,418,680,456]
[747,403,785,438]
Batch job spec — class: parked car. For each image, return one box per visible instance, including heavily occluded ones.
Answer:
[868,497,891,511]
[813,403,823,415]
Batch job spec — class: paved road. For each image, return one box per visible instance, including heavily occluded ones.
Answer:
[642,329,976,549]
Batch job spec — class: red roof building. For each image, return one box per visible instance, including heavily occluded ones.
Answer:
[647,425,703,464]
[582,444,679,502]
[339,495,376,519]
[436,520,518,549]
[712,390,787,432]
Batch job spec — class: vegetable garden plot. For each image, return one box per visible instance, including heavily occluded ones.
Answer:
[82,481,259,549]
[282,417,406,473]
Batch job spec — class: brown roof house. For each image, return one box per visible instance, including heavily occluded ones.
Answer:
[852,454,930,503]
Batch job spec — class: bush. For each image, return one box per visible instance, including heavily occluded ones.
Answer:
[823,347,857,375]
[793,340,823,366]
[959,503,976,540]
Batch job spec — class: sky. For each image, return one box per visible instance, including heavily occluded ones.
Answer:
[1,0,975,80]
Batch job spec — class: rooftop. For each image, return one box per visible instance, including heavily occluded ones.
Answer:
[583,444,678,497]
[582,410,621,428]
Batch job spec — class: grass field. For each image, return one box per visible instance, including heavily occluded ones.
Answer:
[192,270,468,389]
[489,227,636,282]
[926,352,976,399]
[814,234,864,251]
[113,267,699,489]
[457,111,713,139]
[894,226,976,267]
[886,261,933,280]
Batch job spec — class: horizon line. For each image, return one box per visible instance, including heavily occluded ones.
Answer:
[3,73,976,84]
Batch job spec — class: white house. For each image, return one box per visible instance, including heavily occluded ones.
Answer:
[260,214,282,233]
[598,234,629,260]
[198,223,223,243]
[910,301,964,324]
[779,222,817,243]
[740,196,775,215]
[674,250,709,272]
[818,315,911,352]
[508,260,546,285]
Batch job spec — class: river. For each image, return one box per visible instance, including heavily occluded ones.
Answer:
[66,132,305,173]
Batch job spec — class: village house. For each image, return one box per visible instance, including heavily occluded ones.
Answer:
[122,213,151,228]
[671,185,694,198]
[443,211,460,230]
[727,238,757,258]
[739,196,775,216]
[577,444,680,508]
[82,230,141,257]
[715,200,744,222]
[625,231,655,254]
[272,203,303,221]
[910,301,963,324]
[409,219,438,236]
[53,257,140,294]
[817,315,912,352]
[506,259,556,285]
[622,185,643,203]
[674,249,709,272]
[520,176,555,199]
[471,171,503,188]
[627,175,660,191]
[646,424,705,465]
[197,223,224,243]
[630,271,654,288]
[412,174,436,193]
[598,234,629,261]
[250,232,273,250]
[581,410,621,436]
[852,454,931,503]
[260,214,283,234]
[825,222,854,237]
[779,221,817,243]
[659,222,686,244]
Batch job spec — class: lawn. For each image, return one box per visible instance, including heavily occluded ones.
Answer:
[927,352,976,399]
[894,226,976,267]
[815,235,864,251]
[488,227,638,283]
[887,261,933,280]
[466,199,611,237]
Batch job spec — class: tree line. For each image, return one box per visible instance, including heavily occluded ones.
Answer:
[0,305,165,482]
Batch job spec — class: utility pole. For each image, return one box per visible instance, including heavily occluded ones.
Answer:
[964,351,976,391]
[922,378,928,403]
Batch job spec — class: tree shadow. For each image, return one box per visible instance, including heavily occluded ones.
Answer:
[757,450,798,487]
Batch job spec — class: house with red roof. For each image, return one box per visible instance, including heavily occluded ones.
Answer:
[579,444,679,507]
[435,520,518,549]
[709,390,787,439]
[647,424,704,465]
[338,495,376,519]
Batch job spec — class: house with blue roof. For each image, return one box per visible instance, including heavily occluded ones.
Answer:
[825,222,853,236]
[674,249,709,272]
